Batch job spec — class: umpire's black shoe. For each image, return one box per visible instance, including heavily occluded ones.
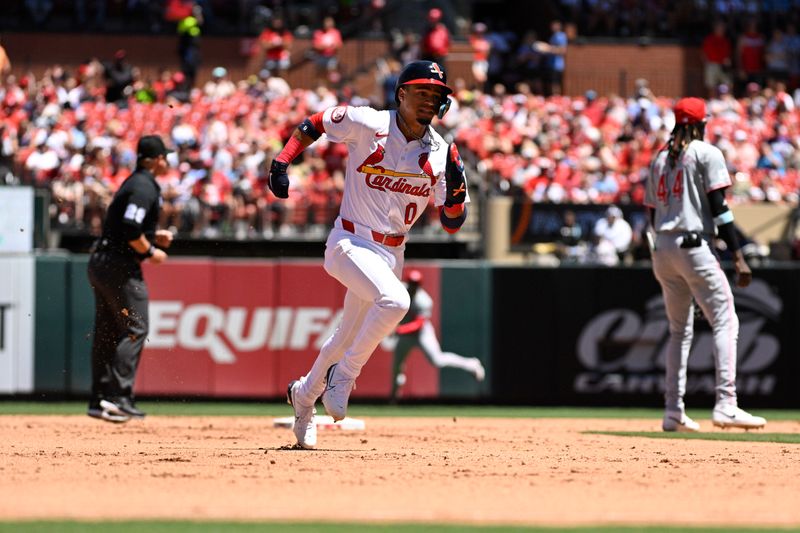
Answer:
[102,397,146,419]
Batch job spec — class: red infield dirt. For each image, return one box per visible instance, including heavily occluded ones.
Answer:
[1,416,799,527]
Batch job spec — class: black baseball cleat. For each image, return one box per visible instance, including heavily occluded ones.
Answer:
[88,399,130,424]
[101,397,146,419]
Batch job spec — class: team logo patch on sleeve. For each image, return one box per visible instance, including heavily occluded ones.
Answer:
[331,106,347,123]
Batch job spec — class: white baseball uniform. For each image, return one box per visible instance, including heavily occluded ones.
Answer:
[645,139,739,414]
[294,105,470,406]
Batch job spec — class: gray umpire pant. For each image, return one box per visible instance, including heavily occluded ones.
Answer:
[87,251,149,401]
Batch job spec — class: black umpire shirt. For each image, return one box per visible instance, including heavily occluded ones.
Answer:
[98,168,161,264]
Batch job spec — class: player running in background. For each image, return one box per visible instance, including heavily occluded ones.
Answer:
[383,269,484,402]
[268,60,470,448]
[646,97,766,433]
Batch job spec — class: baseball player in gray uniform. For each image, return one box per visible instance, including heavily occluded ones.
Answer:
[646,97,765,432]
[386,269,485,401]
[267,61,470,448]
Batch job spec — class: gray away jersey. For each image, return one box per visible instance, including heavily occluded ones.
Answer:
[645,140,731,234]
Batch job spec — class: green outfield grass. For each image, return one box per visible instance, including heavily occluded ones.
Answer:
[0,523,799,533]
[588,431,800,444]
[0,402,799,420]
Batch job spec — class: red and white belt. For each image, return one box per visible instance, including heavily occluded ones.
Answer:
[339,218,405,247]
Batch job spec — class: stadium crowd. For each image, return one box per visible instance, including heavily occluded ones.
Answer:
[555,0,800,40]
[1,57,799,240]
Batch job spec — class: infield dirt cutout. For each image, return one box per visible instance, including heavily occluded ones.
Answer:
[2,415,800,526]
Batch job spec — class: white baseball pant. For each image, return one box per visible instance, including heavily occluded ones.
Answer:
[295,227,410,406]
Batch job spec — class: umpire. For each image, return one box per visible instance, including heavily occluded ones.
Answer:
[87,135,173,423]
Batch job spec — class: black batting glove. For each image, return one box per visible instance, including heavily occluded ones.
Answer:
[267,159,290,199]
[444,143,467,207]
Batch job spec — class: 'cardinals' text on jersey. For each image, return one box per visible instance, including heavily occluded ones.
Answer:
[322,105,470,235]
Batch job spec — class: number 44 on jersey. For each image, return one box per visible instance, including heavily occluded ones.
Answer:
[656,169,683,204]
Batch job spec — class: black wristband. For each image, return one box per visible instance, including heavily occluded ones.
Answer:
[145,244,156,258]
[440,205,467,230]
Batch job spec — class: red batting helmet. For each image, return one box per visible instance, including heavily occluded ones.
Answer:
[405,269,423,284]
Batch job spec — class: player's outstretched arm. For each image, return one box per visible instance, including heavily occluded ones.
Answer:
[267,112,325,199]
[440,142,468,234]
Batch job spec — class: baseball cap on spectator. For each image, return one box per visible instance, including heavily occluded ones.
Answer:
[606,205,622,218]
[428,8,442,22]
[673,97,706,124]
[212,67,227,78]
[137,135,173,159]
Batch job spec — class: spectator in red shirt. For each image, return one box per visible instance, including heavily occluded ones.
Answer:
[311,16,342,83]
[469,22,491,90]
[420,8,450,68]
[702,21,732,98]
[312,16,343,86]
[258,17,293,75]
[737,19,765,92]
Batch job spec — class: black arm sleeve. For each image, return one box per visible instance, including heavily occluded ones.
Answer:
[707,187,728,217]
[707,187,741,252]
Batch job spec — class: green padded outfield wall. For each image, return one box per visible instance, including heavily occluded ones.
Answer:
[68,254,94,394]
[34,254,94,395]
[34,255,70,393]
[439,261,492,398]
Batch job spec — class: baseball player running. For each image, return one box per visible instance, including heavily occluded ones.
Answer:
[385,269,484,401]
[269,60,470,448]
[646,97,765,432]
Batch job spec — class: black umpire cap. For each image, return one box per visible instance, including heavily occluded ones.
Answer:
[137,135,173,159]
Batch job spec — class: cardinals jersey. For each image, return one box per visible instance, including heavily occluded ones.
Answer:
[322,105,470,235]
[646,140,730,235]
